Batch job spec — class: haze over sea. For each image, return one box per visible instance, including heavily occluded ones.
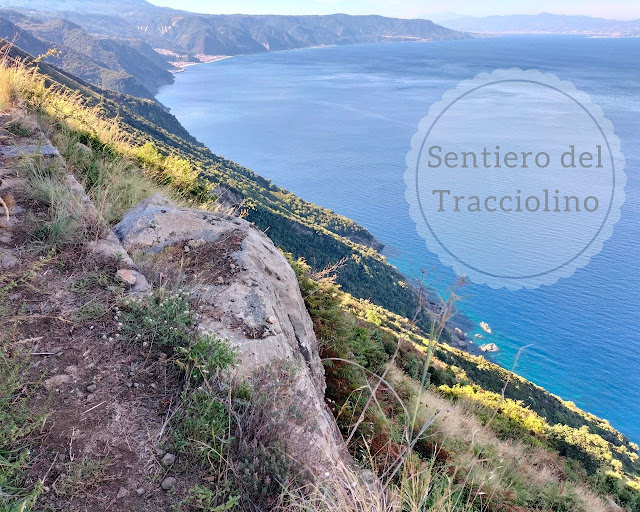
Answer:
[157,35,640,442]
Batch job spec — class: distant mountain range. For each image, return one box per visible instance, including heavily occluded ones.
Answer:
[441,12,640,35]
[2,2,637,101]
[0,0,468,99]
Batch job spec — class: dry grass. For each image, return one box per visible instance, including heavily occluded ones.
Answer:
[279,460,395,512]
[382,366,615,512]
[47,124,170,226]
[0,46,18,110]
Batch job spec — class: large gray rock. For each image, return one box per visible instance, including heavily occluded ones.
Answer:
[0,144,59,158]
[114,194,346,470]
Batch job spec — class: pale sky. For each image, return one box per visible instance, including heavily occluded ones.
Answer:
[147,0,640,21]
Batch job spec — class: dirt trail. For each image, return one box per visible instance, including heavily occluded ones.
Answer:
[1,110,180,511]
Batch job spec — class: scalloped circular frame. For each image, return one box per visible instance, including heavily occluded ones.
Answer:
[404,68,626,290]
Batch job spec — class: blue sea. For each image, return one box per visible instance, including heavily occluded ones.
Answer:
[157,35,640,442]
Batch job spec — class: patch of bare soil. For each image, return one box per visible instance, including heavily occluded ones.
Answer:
[140,229,247,288]
[6,247,185,511]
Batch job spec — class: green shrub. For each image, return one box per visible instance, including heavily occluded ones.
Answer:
[162,154,199,190]
[349,326,389,373]
[550,425,613,474]
[235,440,296,509]
[176,334,238,386]
[180,484,240,512]
[6,119,32,137]
[0,349,42,511]
[120,289,194,349]
[172,335,236,464]
[172,389,230,464]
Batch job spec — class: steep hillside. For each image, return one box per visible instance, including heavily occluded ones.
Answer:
[20,18,173,93]
[2,37,640,512]
[1,43,439,337]
[291,258,640,511]
[0,104,344,511]
[0,10,174,98]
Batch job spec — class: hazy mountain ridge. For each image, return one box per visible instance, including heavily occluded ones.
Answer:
[0,0,470,60]
[442,12,640,35]
[130,13,470,55]
[26,18,174,92]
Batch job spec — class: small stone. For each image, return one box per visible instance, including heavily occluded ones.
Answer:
[480,321,492,334]
[116,486,129,499]
[0,144,58,158]
[266,316,276,325]
[0,251,18,269]
[183,245,190,253]
[86,383,97,393]
[136,487,145,496]
[116,268,137,287]
[76,142,92,155]
[187,238,206,248]
[162,452,176,465]
[44,374,70,390]
[160,476,176,490]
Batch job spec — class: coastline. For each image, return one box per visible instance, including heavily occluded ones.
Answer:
[154,41,498,362]
[151,37,640,442]
[169,55,232,72]
[154,48,234,75]
[157,37,474,78]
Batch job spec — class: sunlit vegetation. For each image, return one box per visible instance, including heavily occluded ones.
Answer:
[290,255,640,510]
[2,43,639,511]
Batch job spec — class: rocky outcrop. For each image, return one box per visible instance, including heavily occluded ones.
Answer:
[114,194,346,470]
[480,343,499,353]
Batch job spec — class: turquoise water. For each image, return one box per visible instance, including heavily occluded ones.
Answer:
[157,35,640,442]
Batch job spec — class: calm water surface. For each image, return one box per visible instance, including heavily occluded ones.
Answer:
[157,35,640,441]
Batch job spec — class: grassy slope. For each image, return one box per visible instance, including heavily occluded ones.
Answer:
[3,43,640,511]
[290,258,640,510]
[8,43,437,336]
